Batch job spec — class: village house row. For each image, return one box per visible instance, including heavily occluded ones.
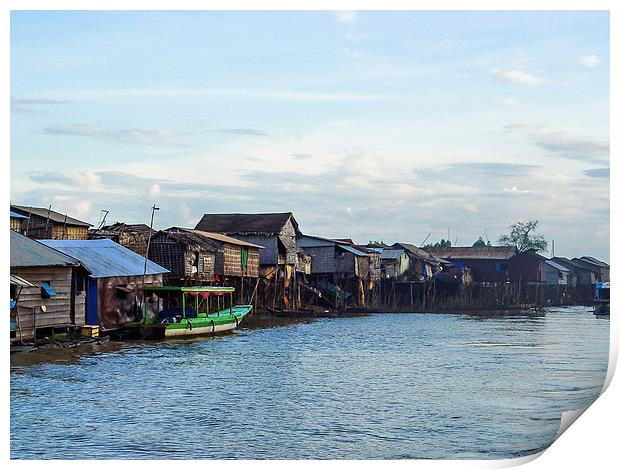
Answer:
[10,205,610,343]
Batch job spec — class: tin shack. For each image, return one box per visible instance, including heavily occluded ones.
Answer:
[40,239,168,331]
[10,230,89,342]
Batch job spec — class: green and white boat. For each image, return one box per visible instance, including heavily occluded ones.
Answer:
[140,286,252,338]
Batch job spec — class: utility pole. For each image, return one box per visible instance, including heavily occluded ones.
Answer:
[552,240,555,258]
[141,205,159,318]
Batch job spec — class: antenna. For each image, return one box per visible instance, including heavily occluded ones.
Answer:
[420,233,431,247]
[97,209,109,230]
[484,226,489,244]
[141,205,160,316]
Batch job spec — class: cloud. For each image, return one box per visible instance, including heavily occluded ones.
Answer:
[291,153,312,160]
[41,124,187,147]
[583,168,610,179]
[580,55,601,68]
[148,183,161,197]
[77,87,392,102]
[11,97,70,114]
[217,128,270,137]
[29,171,101,186]
[489,68,545,86]
[497,96,525,108]
[52,195,93,218]
[505,125,609,162]
[334,11,358,24]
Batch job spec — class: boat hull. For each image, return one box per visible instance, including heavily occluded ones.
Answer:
[161,305,252,338]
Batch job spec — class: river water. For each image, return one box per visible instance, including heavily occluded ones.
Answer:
[10,307,609,460]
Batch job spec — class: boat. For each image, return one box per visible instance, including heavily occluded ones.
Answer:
[137,286,252,338]
[593,282,610,315]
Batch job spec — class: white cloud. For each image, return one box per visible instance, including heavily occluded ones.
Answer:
[490,68,545,86]
[148,183,161,197]
[497,96,525,108]
[52,195,93,217]
[334,11,358,24]
[580,54,601,68]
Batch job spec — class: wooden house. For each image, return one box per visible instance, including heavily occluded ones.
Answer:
[425,246,547,283]
[576,256,610,283]
[543,259,571,285]
[149,228,262,284]
[148,229,217,283]
[11,204,91,240]
[10,230,89,342]
[425,246,516,282]
[391,242,445,280]
[40,239,168,331]
[191,229,261,278]
[194,212,302,269]
[298,235,369,279]
[89,223,155,257]
[10,210,27,233]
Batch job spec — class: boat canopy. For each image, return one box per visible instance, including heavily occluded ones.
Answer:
[143,286,235,294]
[144,286,235,294]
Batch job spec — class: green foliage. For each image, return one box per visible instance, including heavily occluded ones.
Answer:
[423,239,452,249]
[498,220,548,253]
[472,237,491,248]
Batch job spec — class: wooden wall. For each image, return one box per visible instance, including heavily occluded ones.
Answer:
[11,266,86,342]
[216,244,260,278]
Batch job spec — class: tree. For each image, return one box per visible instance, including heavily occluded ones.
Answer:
[498,220,548,253]
[423,239,452,249]
[472,236,490,248]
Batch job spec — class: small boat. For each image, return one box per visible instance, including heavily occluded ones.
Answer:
[593,282,610,316]
[138,286,252,338]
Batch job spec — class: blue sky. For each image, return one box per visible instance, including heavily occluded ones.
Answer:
[10,11,610,260]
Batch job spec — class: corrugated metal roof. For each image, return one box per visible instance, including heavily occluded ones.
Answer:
[337,244,368,257]
[545,259,570,272]
[10,231,83,268]
[40,238,168,278]
[380,248,405,260]
[10,274,37,287]
[10,211,27,219]
[579,256,609,268]
[189,229,264,248]
[425,246,517,260]
[11,205,92,227]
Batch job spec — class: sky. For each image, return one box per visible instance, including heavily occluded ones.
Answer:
[10,11,610,261]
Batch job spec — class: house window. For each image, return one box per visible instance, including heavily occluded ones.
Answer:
[41,281,57,298]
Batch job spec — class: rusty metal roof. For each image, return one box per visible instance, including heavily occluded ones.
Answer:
[40,238,168,278]
[195,212,299,235]
[10,230,84,268]
[425,246,517,260]
[189,229,264,249]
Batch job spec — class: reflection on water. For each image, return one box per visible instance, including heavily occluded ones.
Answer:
[10,306,609,460]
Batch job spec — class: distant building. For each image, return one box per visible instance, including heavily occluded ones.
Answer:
[89,223,155,257]
[391,243,446,280]
[543,259,571,285]
[11,204,91,240]
[425,246,545,283]
[148,227,262,284]
[10,210,27,233]
[194,212,304,270]
[576,256,609,283]
[10,231,90,342]
[40,239,168,330]
[298,235,369,279]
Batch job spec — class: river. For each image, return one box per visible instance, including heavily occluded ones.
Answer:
[10,307,609,459]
